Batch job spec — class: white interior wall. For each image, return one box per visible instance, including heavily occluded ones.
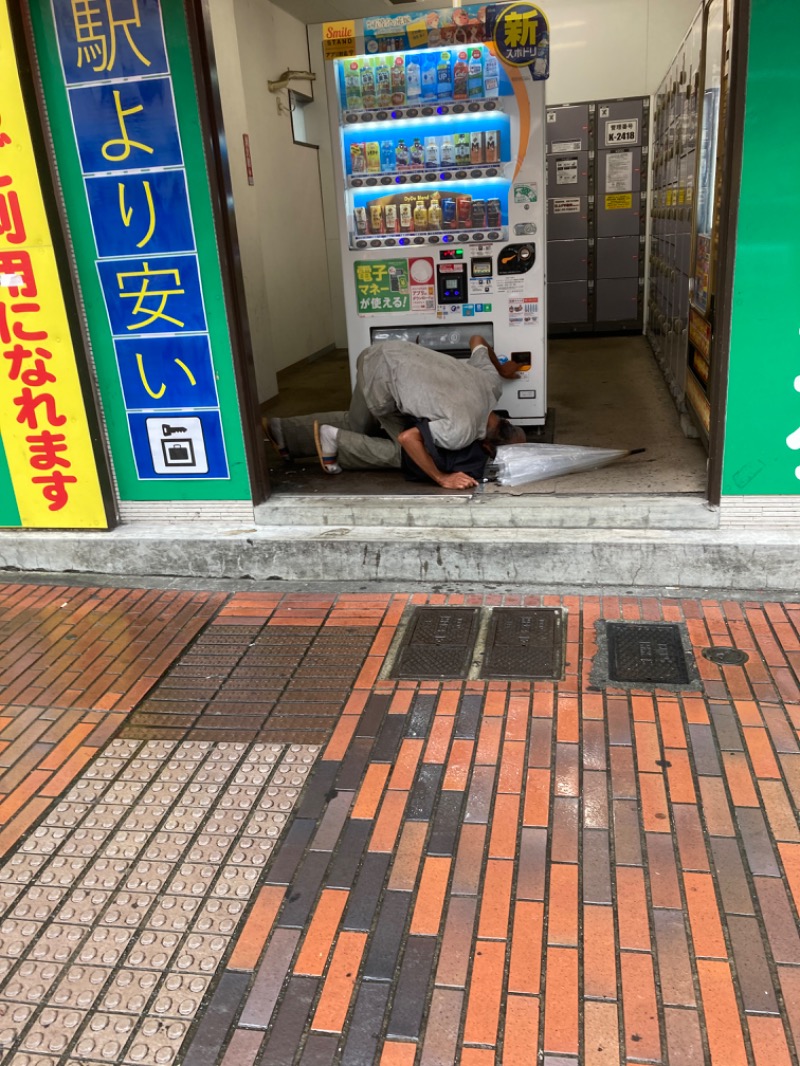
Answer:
[306,0,700,351]
[545,0,700,104]
[210,0,334,402]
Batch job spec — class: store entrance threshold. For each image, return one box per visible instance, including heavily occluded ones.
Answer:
[259,335,712,531]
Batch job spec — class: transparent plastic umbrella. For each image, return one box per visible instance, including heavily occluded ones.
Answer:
[488,443,644,486]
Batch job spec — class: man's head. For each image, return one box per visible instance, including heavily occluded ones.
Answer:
[485,412,526,450]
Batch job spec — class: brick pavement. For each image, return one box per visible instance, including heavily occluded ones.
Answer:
[0,582,799,1064]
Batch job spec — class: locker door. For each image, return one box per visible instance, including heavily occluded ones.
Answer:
[547,240,590,283]
[546,103,591,153]
[548,196,591,241]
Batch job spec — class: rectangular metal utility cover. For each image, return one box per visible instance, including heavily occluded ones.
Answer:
[607,622,690,684]
[391,607,480,679]
[481,608,564,680]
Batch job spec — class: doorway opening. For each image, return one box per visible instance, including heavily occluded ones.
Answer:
[195,0,739,521]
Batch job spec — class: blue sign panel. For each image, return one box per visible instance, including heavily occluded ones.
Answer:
[115,335,218,411]
[85,172,194,257]
[97,255,206,337]
[486,2,550,79]
[68,78,182,174]
[128,410,228,478]
[52,0,227,481]
[53,0,169,84]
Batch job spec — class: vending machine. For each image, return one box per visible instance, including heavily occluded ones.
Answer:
[325,3,550,426]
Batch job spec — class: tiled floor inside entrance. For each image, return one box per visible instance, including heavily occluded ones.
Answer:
[1,582,799,1064]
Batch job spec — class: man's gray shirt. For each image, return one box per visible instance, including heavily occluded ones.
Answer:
[358,341,502,450]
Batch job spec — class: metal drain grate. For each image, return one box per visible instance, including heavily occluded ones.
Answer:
[480,608,563,680]
[391,607,480,679]
[702,646,749,666]
[607,622,690,684]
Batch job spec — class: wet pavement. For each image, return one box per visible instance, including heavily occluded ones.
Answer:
[0,579,799,1065]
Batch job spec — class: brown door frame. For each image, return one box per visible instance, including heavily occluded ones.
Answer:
[705,0,749,506]
[184,0,270,504]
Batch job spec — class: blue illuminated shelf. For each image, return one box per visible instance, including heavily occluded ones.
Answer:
[350,227,508,251]
[342,98,505,125]
[347,163,509,189]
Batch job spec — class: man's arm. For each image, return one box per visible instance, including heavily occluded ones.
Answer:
[469,334,519,379]
[397,427,479,489]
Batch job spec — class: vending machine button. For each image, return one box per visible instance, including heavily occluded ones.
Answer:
[428,236,440,243]
[381,177,392,185]
[422,107,433,116]
[397,175,407,184]
[362,113,374,122]
[487,168,498,177]
[487,231,500,240]
[411,174,422,183]
[472,232,485,241]
[442,234,453,243]
[356,240,368,248]
[456,171,467,180]
[366,178,377,186]
[468,103,480,112]
[352,179,363,188]
[345,114,358,124]
[453,104,465,114]
[385,239,397,246]
[407,108,419,117]
[437,106,449,115]
[485,101,497,111]
[377,111,388,121]
[425,172,437,182]
[370,240,381,247]
[470,169,481,178]
[399,238,410,246]
[457,234,469,242]
[440,171,452,180]
[413,237,425,245]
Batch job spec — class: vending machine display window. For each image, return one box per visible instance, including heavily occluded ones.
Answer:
[327,4,550,427]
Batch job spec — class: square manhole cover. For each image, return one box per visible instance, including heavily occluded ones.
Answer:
[480,608,564,680]
[391,607,480,679]
[607,622,690,684]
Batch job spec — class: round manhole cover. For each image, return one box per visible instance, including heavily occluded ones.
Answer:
[702,647,749,666]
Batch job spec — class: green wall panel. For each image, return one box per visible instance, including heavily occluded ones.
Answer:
[722,0,800,495]
[29,1,251,502]
[0,436,22,528]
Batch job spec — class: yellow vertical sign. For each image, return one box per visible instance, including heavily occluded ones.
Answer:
[0,0,108,529]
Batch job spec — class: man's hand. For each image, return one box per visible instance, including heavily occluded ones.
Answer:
[398,427,478,491]
[470,335,519,379]
[438,471,479,489]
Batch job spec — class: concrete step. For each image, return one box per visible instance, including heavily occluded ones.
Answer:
[255,492,719,530]
[2,522,797,592]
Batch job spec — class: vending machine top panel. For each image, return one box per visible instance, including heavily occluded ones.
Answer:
[357,3,550,73]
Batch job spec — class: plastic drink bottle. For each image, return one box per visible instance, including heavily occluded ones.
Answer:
[421,54,438,101]
[375,58,392,108]
[437,52,453,99]
[406,57,421,100]
[365,142,382,173]
[344,61,363,110]
[391,56,406,105]
[381,140,396,170]
[468,48,484,98]
[484,52,500,98]
[453,52,469,100]
[361,60,376,109]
